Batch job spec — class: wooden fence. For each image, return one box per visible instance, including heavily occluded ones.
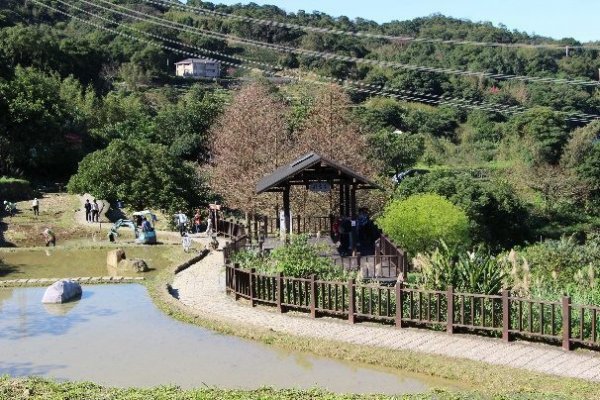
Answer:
[224,265,600,351]
[218,218,600,351]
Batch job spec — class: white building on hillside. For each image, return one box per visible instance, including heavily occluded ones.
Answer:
[175,58,221,78]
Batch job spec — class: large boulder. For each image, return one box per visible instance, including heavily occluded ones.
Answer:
[117,258,149,273]
[107,248,126,269]
[41,279,82,304]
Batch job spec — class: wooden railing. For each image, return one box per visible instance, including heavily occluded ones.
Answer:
[224,263,600,351]
[218,217,600,351]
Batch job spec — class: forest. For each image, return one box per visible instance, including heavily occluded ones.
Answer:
[1,0,600,300]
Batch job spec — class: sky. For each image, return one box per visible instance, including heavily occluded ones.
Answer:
[206,0,600,42]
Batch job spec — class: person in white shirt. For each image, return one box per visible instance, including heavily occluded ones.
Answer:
[175,211,188,236]
[32,198,39,216]
[91,200,100,222]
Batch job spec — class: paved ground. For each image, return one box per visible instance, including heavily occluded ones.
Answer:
[172,246,600,382]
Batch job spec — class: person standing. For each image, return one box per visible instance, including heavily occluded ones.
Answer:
[193,210,202,233]
[91,200,99,222]
[175,211,188,236]
[32,198,39,216]
[84,199,92,222]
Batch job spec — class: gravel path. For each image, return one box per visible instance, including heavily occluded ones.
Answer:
[172,247,600,382]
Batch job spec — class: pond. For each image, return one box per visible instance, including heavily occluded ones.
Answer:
[0,284,451,394]
[0,245,184,280]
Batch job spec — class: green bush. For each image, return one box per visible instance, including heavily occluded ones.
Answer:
[234,235,349,280]
[0,176,33,201]
[413,243,506,294]
[378,193,470,256]
[397,170,531,250]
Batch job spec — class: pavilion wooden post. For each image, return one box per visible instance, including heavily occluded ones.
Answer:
[350,184,357,217]
[283,185,291,241]
[344,185,350,218]
[350,184,357,254]
[339,184,345,217]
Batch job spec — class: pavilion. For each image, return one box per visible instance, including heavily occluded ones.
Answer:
[256,152,382,237]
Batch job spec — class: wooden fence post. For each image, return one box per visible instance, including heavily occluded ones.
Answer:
[502,289,511,342]
[562,295,571,351]
[233,263,239,301]
[249,268,256,307]
[310,274,317,318]
[395,281,403,328]
[277,272,285,313]
[348,278,356,324]
[447,285,454,334]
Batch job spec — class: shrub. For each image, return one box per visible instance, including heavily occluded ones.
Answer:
[397,170,531,250]
[413,243,506,294]
[0,176,33,201]
[378,193,470,256]
[234,235,349,280]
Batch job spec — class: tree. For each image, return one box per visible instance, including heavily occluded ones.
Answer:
[561,121,600,209]
[209,82,290,213]
[67,139,210,212]
[369,130,425,179]
[504,107,569,165]
[293,84,377,177]
[377,193,470,256]
[153,85,227,162]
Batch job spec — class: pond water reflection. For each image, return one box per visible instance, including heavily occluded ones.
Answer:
[0,245,177,279]
[0,285,449,394]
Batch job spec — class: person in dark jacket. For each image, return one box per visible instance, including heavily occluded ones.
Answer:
[84,199,92,222]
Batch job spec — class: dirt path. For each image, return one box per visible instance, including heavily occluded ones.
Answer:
[74,194,110,226]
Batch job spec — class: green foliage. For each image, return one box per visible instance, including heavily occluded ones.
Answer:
[368,130,425,178]
[413,243,506,294]
[510,235,600,304]
[397,170,531,249]
[152,85,227,161]
[503,107,569,165]
[378,194,470,256]
[236,235,348,279]
[67,139,211,213]
[0,176,33,201]
[0,67,89,177]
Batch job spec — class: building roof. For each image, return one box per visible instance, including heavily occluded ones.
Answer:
[256,152,382,194]
[174,58,220,65]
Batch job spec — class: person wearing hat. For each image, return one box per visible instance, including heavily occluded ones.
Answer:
[32,197,39,216]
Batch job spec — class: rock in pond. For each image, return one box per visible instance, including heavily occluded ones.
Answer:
[41,279,82,304]
[117,258,149,273]
[107,248,126,269]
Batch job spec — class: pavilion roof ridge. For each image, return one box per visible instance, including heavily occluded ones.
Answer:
[256,151,381,194]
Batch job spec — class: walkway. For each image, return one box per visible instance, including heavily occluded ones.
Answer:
[172,249,600,382]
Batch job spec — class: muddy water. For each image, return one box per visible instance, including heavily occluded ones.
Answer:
[0,245,178,279]
[0,285,449,394]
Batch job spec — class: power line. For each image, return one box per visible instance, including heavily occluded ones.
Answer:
[68,0,600,121]
[57,0,535,115]
[146,0,600,52]
[58,0,600,122]
[29,0,595,123]
[63,0,527,114]
[92,0,600,87]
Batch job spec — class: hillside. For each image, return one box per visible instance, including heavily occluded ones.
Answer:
[0,0,599,245]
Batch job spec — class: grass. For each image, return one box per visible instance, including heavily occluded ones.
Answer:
[1,193,91,247]
[2,376,573,400]
[145,261,600,400]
